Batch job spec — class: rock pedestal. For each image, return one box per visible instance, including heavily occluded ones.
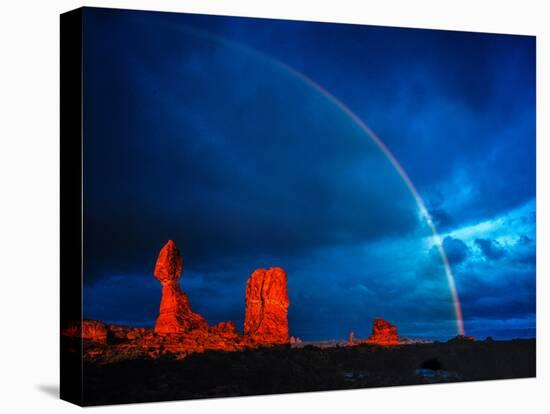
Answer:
[154,240,207,334]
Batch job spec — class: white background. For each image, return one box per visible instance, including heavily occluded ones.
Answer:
[0,0,547,412]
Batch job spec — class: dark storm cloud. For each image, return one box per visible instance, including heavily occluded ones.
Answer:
[83,8,420,285]
[210,16,535,230]
[458,270,535,319]
[441,236,469,265]
[455,264,535,339]
[511,234,536,267]
[428,207,455,229]
[81,8,535,340]
[445,202,536,338]
[475,238,507,260]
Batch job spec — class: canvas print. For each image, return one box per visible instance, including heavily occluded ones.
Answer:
[60,6,536,406]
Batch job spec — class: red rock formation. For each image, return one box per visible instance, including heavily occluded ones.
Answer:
[82,320,109,343]
[63,246,294,362]
[154,240,208,334]
[62,320,108,343]
[366,318,399,345]
[61,323,80,338]
[212,321,239,338]
[244,267,290,344]
[68,320,250,363]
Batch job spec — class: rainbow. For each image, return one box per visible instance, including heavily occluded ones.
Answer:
[170,22,465,336]
[281,65,465,336]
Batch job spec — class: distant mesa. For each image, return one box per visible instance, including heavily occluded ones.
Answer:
[153,240,208,334]
[447,334,476,343]
[244,267,290,344]
[365,318,399,345]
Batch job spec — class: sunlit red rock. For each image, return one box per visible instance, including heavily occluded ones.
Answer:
[82,320,109,343]
[62,323,81,338]
[67,244,296,363]
[366,318,399,345]
[154,240,208,334]
[212,321,239,339]
[62,320,108,343]
[244,267,290,344]
[107,324,148,341]
[154,239,182,283]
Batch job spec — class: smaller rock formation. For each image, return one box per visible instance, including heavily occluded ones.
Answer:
[211,321,239,341]
[61,323,80,339]
[348,331,355,345]
[244,267,290,344]
[82,320,109,343]
[366,318,399,345]
[62,320,108,343]
[290,336,303,344]
[154,240,208,334]
[447,334,475,343]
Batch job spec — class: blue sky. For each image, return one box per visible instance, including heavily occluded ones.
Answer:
[82,7,535,341]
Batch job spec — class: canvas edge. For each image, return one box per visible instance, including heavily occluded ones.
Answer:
[60,7,84,407]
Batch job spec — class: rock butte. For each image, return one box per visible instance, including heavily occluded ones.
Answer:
[244,267,290,344]
[365,318,399,345]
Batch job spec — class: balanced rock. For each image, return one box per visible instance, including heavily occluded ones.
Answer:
[154,240,208,334]
[367,318,399,345]
[244,267,290,344]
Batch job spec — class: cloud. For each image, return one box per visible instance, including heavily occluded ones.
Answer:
[83,11,424,285]
[438,202,536,338]
[441,236,469,265]
[475,238,507,260]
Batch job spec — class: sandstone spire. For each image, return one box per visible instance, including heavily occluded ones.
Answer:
[154,240,207,334]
